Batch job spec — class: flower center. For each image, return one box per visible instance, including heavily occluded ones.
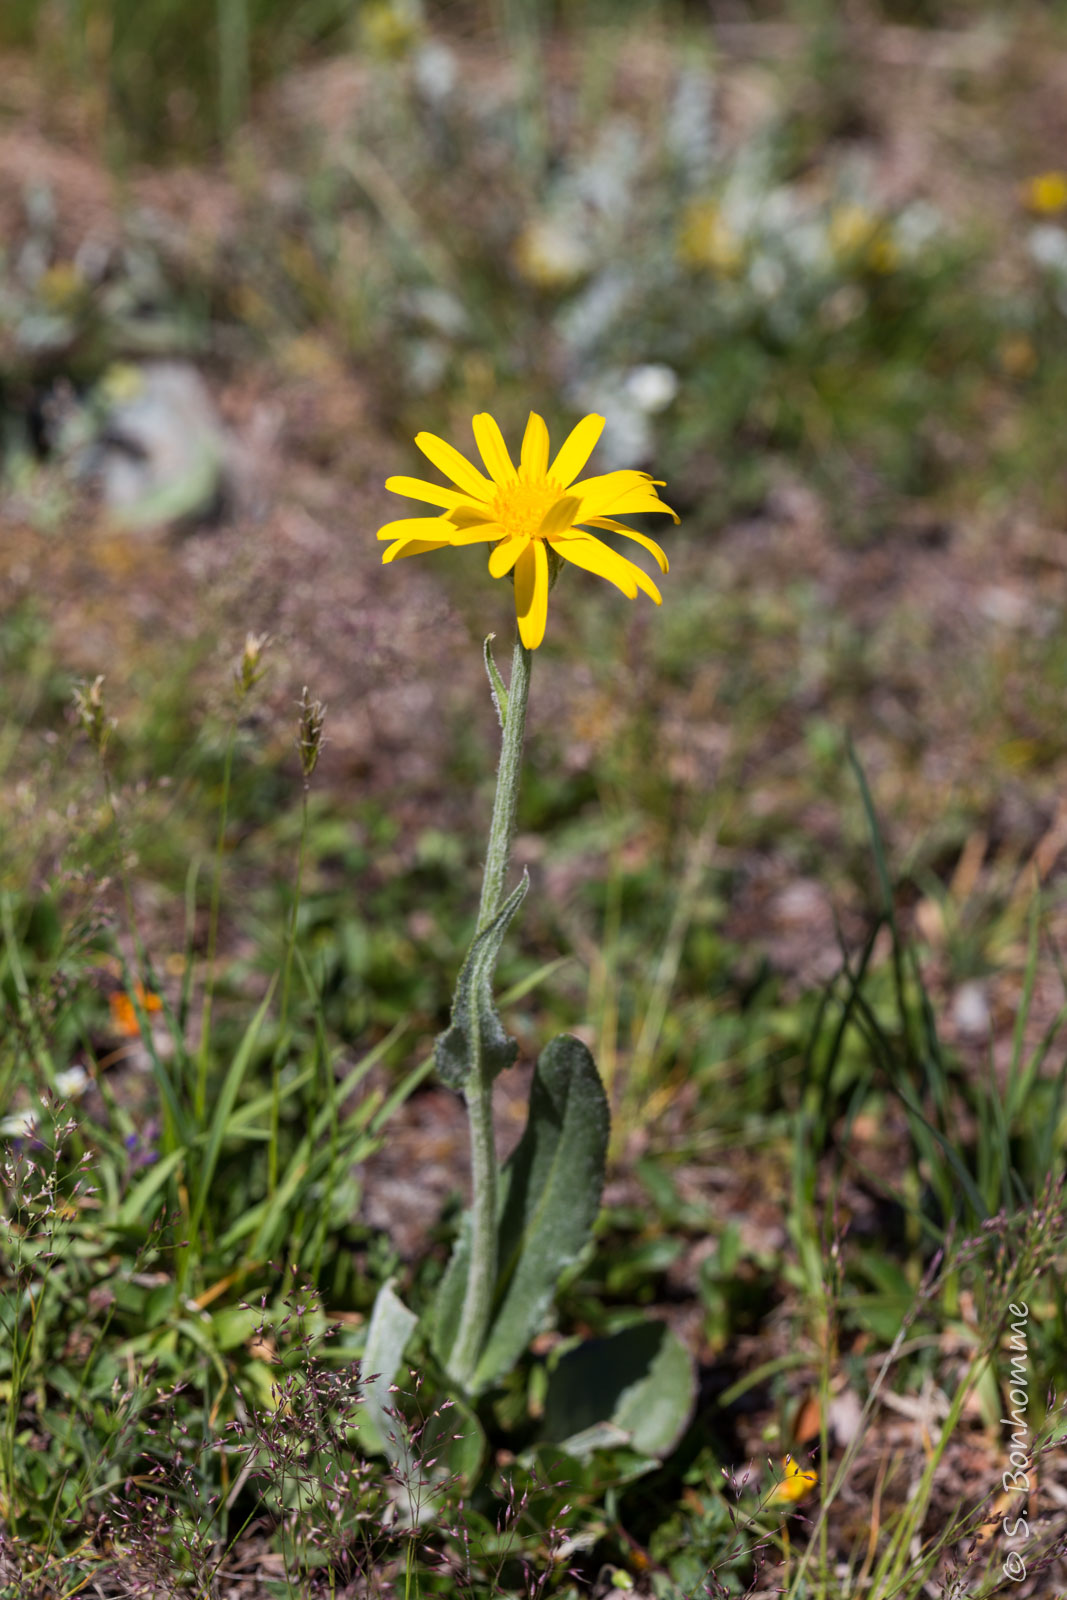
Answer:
[492,476,563,542]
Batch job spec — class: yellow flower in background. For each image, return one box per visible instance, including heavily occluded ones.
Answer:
[377,412,678,650]
[678,200,745,275]
[829,204,897,274]
[513,218,593,292]
[765,1454,818,1508]
[1023,171,1067,215]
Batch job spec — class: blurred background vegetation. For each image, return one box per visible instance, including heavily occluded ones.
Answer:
[4,0,1067,1594]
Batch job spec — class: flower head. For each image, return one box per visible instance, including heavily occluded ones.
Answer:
[1024,171,1067,216]
[377,412,678,649]
[765,1454,818,1508]
[109,984,164,1038]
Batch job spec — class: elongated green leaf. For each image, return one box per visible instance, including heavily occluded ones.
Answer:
[474,1033,608,1387]
[434,1033,609,1388]
[186,984,274,1242]
[117,1148,187,1228]
[431,1209,472,1371]
[360,1280,418,1464]
[434,873,528,1092]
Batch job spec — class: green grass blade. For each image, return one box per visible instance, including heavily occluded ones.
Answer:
[186,984,275,1246]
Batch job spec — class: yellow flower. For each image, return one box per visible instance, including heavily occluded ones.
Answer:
[1024,171,1067,215]
[377,412,678,650]
[678,200,745,275]
[513,218,593,291]
[829,204,897,274]
[765,1454,818,1508]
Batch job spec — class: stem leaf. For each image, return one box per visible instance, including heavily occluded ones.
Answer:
[483,634,509,729]
[434,873,529,1092]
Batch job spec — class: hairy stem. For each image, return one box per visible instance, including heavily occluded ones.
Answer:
[476,638,532,936]
[449,635,532,1389]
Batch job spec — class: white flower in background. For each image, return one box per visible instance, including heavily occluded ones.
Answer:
[567,367,672,467]
[748,252,787,301]
[514,216,594,292]
[1,1107,40,1139]
[55,1065,89,1098]
[412,39,457,104]
[624,364,679,414]
[1028,224,1067,278]
[403,286,468,338]
[892,201,943,260]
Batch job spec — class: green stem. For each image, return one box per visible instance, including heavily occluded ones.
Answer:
[270,790,309,1195]
[197,724,236,1123]
[449,635,532,1390]
[476,638,532,935]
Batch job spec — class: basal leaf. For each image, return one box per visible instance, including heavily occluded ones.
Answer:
[473,1032,609,1389]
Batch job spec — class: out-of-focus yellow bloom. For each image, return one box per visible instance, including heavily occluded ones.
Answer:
[109,985,164,1038]
[360,0,421,56]
[866,233,898,273]
[765,1454,818,1508]
[678,200,745,275]
[513,218,593,292]
[1023,171,1067,215]
[98,362,144,406]
[377,412,677,649]
[829,204,877,257]
[38,262,85,312]
[829,205,897,273]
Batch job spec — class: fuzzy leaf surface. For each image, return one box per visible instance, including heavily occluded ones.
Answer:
[434,873,528,1092]
[360,1279,418,1462]
[473,1032,609,1389]
[542,1320,696,1458]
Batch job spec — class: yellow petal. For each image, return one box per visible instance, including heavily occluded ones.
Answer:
[514,539,549,649]
[385,475,473,511]
[556,534,662,603]
[449,505,498,529]
[520,412,550,478]
[450,522,507,545]
[472,413,518,486]
[766,1456,818,1507]
[382,538,451,563]
[538,494,581,536]
[548,414,605,487]
[569,469,655,518]
[489,534,528,577]
[415,431,496,500]
[585,517,670,572]
[598,488,679,522]
[376,516,455,542]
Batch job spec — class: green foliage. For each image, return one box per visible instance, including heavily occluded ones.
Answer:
[5,5,1067,1594]
[543,1320,696,1460]
[434,1033,612,1392]
[434,873,529,1091]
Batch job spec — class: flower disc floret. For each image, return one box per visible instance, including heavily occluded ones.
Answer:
[493,477,565,542]
[376,410,679,649]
